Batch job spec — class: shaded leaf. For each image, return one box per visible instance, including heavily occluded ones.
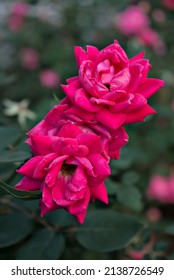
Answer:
[116,185,143,211]
[0,211,33,248]
[0,150,31,163]
[122,171,140,186]
[0,126,21,151]
[105,179,120,195]
[76,209,144,252]
[163,223,174,235]
[0,179,41,200]
[46,209,76,227]
[16,228,65,260]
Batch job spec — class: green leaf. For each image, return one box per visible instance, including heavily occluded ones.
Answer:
[46,209,76,227]
[16,228,65,260]
[163,223,174,235]
[0,150,31,163]
[105,179,120,195]
[116,185,143,211]
[76,209,144,252]
[122,171,140,186]
[0,211,33,248]
[0,179,41,200]
[0,126,21,151]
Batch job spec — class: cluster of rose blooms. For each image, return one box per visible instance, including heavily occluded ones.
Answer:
[15,40,164,223]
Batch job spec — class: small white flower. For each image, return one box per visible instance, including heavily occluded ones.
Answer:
[3,99,36,128]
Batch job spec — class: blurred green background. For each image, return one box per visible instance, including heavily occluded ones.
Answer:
[0,0,174,260]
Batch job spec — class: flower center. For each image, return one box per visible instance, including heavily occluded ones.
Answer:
[60,163,77,177]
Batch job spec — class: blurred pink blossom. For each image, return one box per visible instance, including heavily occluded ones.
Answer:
[147,175,174,204]
[138,28,166,55]
[11,2,29,17]
[8,1,29,32]
[8,16,24,32]
[128,250,145,260]
[146,207,162,222]
[39,70,60,89]
[163,0,174,9]
[20,48,39,70]
[152,9,166,23]
[115,6,149,36]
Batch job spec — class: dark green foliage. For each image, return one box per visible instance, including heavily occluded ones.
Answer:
[76,210,143,252]
[0,211,33,248]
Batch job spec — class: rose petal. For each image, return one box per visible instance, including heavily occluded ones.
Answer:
[15,177,42,191]
[90,182,108,204]
[96,109,126,129]
[137,78,164,99]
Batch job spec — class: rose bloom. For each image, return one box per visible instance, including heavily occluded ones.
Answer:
[39,69,60,88]
[20,48,39,70]
[11,2,29,17]
[115,6,149,36]
[128,250,145,260]
[62,41,164,131]
[138,28,166,55]
[163,0,174,9]
[27,97,128,160]
[8,1,29,32]
[147,175,174,204]
[15,123,110,223]
[146,207,162,222]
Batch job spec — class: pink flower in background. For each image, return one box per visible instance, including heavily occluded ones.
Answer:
[62,41,164,130]
[8,16,24,32]
[11,2,29,17]
[128,250,145,260]
[138,28,166,55]
[15,123,110,223]
[163,0,174,9]
[146,207,162,222]
[115,6,149,36]
[39,69,60,88]
[8,2,29,32]
[152,9,166,23]
[20,48,39,70]
[147,175,174,204]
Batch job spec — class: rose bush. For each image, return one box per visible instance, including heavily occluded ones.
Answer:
[15,122,110,223]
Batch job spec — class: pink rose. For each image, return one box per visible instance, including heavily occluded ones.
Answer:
[27,98,128,160]
[62,41,164,130]
[8,16,24,32]
[39,69,60,89]
[146,207,162,222]
[11,2,29,17]
[15,123,110,223]
[138,28,166,55]
[163,0,174,9]
[8,2,29,32]
[147,175,174,204]
[115,6,149,36]
[20,48,39,70]
[128,250,145,260]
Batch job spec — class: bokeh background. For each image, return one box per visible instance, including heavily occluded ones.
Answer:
[0,0,174,260]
